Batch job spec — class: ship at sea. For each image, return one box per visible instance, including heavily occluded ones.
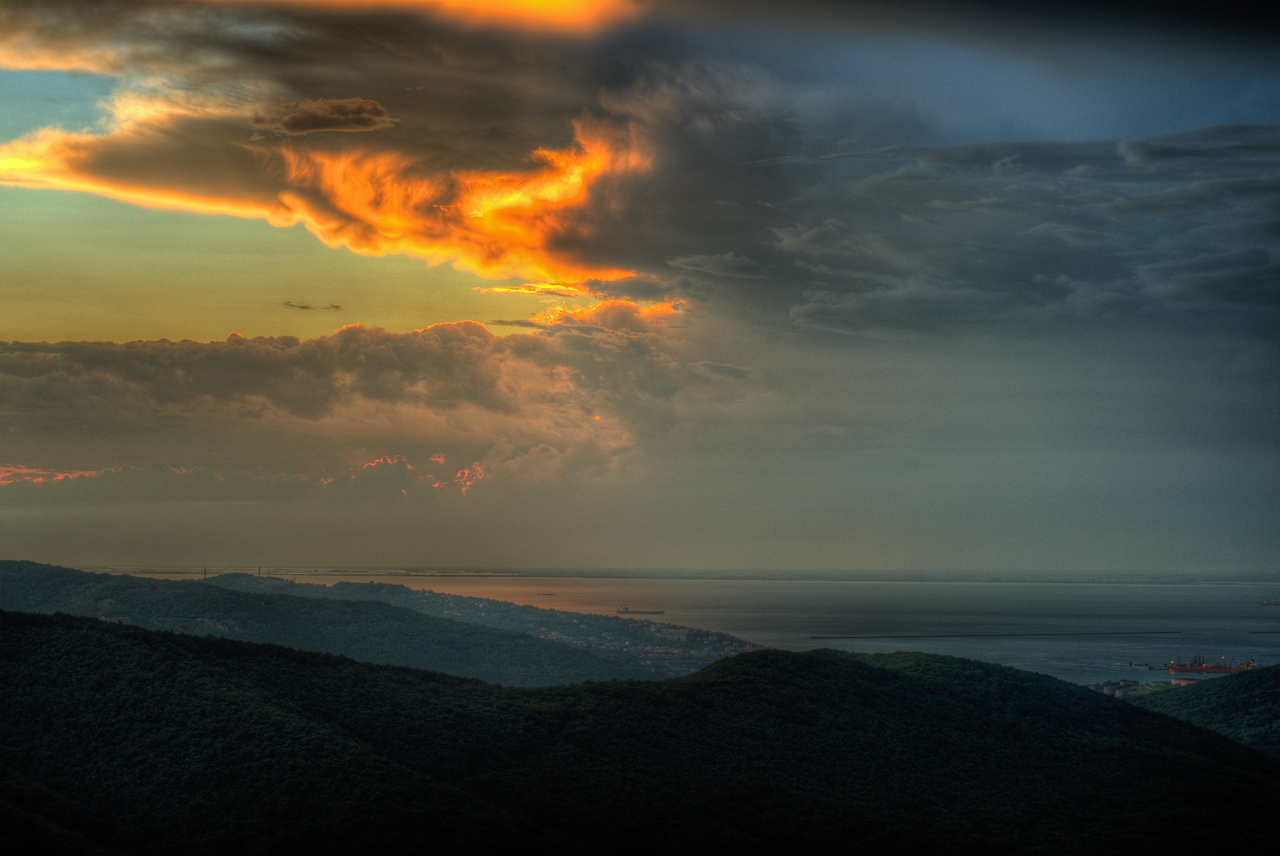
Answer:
[1263,600,1280,606]
[1167,655,1258,674]
[617,606,664,615]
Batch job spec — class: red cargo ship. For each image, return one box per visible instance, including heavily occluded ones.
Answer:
[1167,655,1257,674]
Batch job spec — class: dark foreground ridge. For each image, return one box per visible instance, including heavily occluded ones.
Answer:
[1129,664,1280,758]
[4,611,1279,854]
[0,561,651,685]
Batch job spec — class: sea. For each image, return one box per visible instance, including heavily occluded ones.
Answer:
[104,569,1280,686]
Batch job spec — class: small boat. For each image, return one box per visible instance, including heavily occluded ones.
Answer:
[617,606,664,615]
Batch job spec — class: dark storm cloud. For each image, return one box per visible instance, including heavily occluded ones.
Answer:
[1137,249,1280,307]
[667,252,766,279]
[626,117,1280,334]
[251,98,397,135]
[1,0,606,172]
[563,51,1280,334]
[789,285,1011,338]
[1117,125,1280,165]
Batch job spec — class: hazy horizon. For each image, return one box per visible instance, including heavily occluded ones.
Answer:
[27,562,1279,584]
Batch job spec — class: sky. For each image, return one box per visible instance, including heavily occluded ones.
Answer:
[1,0,1277,572]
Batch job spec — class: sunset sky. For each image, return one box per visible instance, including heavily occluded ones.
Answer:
[2,0,1277,572]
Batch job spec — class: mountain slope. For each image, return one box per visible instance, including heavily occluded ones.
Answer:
[203,572,758,676]
[1129,664,1280,758]
[4,611,1279,853]
[0,560,651,685]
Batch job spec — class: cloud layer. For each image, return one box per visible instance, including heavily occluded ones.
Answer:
[0,301,730,502]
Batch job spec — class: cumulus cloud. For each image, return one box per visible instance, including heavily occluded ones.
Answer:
[1,323,508,420]
[0,302,744,509]
[0,307,698,423]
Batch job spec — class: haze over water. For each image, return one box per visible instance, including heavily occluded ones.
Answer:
[109,570,1280,685]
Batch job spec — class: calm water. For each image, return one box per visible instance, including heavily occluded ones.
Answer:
[122,571,1280,685]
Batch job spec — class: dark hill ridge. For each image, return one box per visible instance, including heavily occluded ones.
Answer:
[1129,664,1280,758]
[4,611,1280,854]
[0,560,651,685]
[203,571,760,676]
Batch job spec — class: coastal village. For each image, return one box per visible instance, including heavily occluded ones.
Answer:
[1089,657,1259,699]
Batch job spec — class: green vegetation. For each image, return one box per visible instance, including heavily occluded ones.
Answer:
[1129,665,1280,758]
[4,611,1280,853]
[205,572,759,676]
[1,561,652,685]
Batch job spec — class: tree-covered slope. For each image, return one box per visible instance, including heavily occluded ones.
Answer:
[4,611,1279,854]
[0,561,651,685]
[1129,665,1280,758]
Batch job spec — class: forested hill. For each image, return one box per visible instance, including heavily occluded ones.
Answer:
[1129,665,1280,758]
[0,561,651,685]
[204,572,759,676]
[5,611,1280,854]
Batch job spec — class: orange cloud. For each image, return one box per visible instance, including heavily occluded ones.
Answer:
[451,462,487,495]
[208,0,638,34]
[283,118,650,283]
[535,298,682,326]
[1,115,650,288]
[320,454,488,495]
[0,125,292,222]
[363,455,415,470]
